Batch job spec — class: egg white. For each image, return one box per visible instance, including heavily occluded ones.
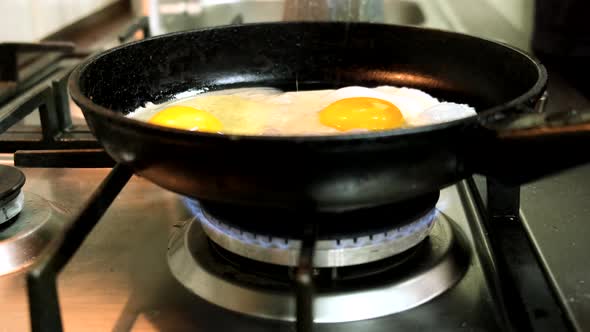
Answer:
[127,86,476,135]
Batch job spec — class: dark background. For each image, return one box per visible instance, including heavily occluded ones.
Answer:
[533,0,590,98]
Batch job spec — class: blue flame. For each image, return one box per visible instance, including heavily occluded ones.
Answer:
[182,197,291,249]
[183,197,439,251]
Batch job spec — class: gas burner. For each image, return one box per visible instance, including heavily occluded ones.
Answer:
[196,201,436,267]
[167,211,469,322]
[185,192,440,267]
[0,192,67,275]
[0,165,25,225]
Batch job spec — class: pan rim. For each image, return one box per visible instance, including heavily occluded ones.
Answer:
[68,21,547,143]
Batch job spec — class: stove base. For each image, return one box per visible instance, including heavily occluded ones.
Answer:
[167,213,469,323]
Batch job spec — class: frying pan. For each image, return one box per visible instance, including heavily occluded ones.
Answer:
[68,22,590,212]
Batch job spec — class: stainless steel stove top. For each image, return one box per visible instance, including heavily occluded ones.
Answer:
[1,161,589,331]
[0,165,502,331]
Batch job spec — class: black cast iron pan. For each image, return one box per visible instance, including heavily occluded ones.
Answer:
[68,22,590,212]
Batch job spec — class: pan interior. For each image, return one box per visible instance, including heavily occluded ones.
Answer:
[77,22,542,119]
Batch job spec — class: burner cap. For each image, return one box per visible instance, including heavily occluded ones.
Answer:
[0,166,25,224]
[0,165,25,203]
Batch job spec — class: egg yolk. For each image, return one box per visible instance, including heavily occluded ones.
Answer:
[149,105,223,133]
[319,97,404,131]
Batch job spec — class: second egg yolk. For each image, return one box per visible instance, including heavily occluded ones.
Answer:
[149,105,223,133]
[319,97,404,132]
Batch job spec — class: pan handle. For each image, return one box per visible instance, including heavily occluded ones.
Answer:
[468,100,590,184]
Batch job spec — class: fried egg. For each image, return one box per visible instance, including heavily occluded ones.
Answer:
[127,86,476,135]
[148,105,223,133]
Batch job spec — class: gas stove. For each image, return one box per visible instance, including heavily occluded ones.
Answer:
[1,161,586,331]
[0,166,498,331]
[1,10,590,332]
